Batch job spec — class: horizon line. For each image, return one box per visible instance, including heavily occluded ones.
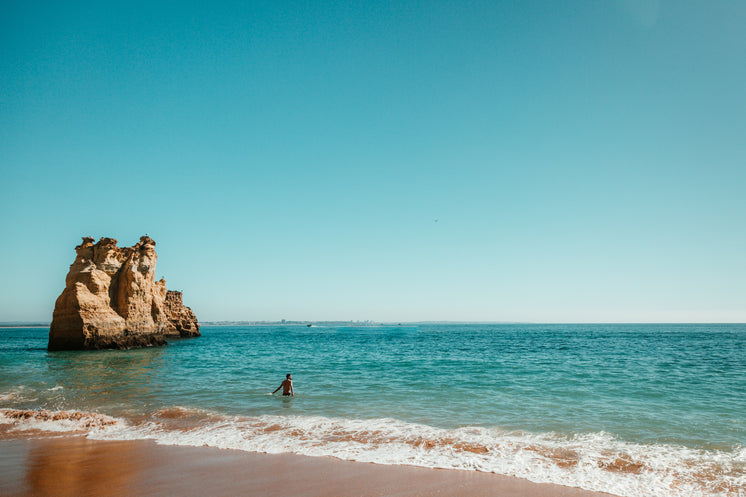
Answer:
[2,320,745,328]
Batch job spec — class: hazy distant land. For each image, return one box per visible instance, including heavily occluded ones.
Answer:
[0,320,525,328]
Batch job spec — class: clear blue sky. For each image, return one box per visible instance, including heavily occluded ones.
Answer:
[1,1,744,323]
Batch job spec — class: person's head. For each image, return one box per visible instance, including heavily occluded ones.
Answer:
[286,374,292,379]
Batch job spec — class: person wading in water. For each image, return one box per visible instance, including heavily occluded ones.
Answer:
[272,374,294,397]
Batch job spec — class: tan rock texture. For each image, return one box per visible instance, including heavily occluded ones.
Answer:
[48,236,200,350]
[163,291,200,338]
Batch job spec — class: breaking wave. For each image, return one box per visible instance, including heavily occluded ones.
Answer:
[2,407,744,497]
[0,408,120,434]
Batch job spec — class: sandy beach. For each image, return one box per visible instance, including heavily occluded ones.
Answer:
[0,435,619,497]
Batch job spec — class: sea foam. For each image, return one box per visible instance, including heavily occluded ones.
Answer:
[0,408,121,434]
[2,407,744,496]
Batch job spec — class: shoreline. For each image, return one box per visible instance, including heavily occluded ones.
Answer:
[0,435,620,497]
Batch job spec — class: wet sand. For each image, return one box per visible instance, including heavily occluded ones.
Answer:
[0,436,619,497]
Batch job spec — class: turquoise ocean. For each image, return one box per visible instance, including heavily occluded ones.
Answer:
[1,324,744,496]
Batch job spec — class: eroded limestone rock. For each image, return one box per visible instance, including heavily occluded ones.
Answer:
[48,236,200,350]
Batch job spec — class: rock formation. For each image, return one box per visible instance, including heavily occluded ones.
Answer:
[48,236,200,351]
[163,290,200,337]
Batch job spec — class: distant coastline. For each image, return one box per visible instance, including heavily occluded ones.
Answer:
[0,320,523,330]
[200,320,526,326]
[0,323,50,328]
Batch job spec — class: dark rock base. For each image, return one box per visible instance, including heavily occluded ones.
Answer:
[48,331,168,351]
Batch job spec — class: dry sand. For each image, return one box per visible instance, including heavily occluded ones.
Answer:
[0,436,620,497]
